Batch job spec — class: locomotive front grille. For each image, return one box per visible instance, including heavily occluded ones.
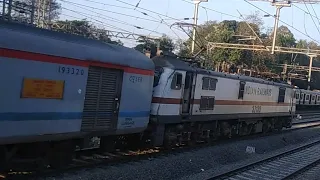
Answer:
[81,66,122,132]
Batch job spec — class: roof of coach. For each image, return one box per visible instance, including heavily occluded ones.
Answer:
[152,55,195,72]
[0,21,154,71]
[153,55,292,88]
[300,89,319,94]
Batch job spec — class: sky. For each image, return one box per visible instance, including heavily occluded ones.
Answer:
[58,0,320,48]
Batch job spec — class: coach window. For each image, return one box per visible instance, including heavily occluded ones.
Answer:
[306,94,310,101]
[202,77,217,90]
[318,96,320,102]
[300,94,304,100]
[312,95,316,101]
[238,81,246,99]
[295,93,300,100]
[278,87,286,103]
[200,96,215,110]
[171,73,182,90]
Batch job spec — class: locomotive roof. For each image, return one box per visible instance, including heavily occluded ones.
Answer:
[299,89,320,94]
[153,55,292,88]
[0,21,154,71]
[152,55,195,72]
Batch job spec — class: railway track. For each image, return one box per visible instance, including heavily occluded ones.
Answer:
[206,139,320,180]
[5,113,320,180]
[292,111,320,124]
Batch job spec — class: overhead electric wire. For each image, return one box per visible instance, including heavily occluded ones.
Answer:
[302,1,320,37]
[82,0,172,23]
[78,0,133,10]
[61,7,133,33]
[59,12,165,41]
[61,5,181,42]
[59,0,184,40]
[58,13,142,47]
[293,3,320,29]
[304,12,310,36]
[81,0,184,39]
[309,3,320,26]
[152,0,182,39]
[60,1,166,36]
[293,4,319,21]
[62,4,144,30]
[114,0,189,22]
[244,0,320,44]
[292,4,320,38]
[2,0,174,45]
[59,0,161,24]
[134,0,142,10]
[202,7,209,22]
[180,0,239,19]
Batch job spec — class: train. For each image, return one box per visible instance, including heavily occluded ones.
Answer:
[0,20,316,169]
[295,89,320,110]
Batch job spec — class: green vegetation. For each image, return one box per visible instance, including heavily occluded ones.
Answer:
[7,2,319,89]
[134,12,320,90]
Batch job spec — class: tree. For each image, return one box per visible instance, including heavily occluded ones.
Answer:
[134,35,175,58]
[53,20,123,45]
[176,11,320,90]
[180,19,265,69]
[244,11,264,30]
[10,0,61,25]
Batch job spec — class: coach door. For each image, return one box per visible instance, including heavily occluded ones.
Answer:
[182,72,193,114]
[81,66,123,132]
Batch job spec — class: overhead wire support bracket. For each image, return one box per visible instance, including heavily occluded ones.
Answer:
[247,0,320,4]
[207,42,319,84]
[171,22,206,59]
[49,22,160,41]
[270,1,291,54]
[247,0,320,54]
[207,42,320,56]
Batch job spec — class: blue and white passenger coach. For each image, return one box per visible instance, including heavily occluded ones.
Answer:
[0,21,154,166]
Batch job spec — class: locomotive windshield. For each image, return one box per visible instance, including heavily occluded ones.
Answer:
[153,67,163,87]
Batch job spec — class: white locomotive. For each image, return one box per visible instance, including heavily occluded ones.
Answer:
[148,55,295,147]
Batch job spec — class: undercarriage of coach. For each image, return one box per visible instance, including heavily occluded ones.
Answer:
[149,116,293,148]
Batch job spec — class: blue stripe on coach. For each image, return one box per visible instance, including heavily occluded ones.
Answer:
[0,111,150,121]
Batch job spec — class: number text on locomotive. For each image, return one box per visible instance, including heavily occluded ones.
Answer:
[58,66,84,75]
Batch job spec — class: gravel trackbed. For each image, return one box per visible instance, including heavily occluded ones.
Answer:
[37,127,320,180]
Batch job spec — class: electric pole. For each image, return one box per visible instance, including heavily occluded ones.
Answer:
[270,1,291,54]
[2,0,6,20]
[31,0,36,24]
[307,54,317,90]
[1,0,13,20]
[191,0,208,54]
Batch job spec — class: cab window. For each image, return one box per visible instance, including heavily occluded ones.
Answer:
[153,67,163,87]
[171,73,182,90]
[238,81,246,99]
